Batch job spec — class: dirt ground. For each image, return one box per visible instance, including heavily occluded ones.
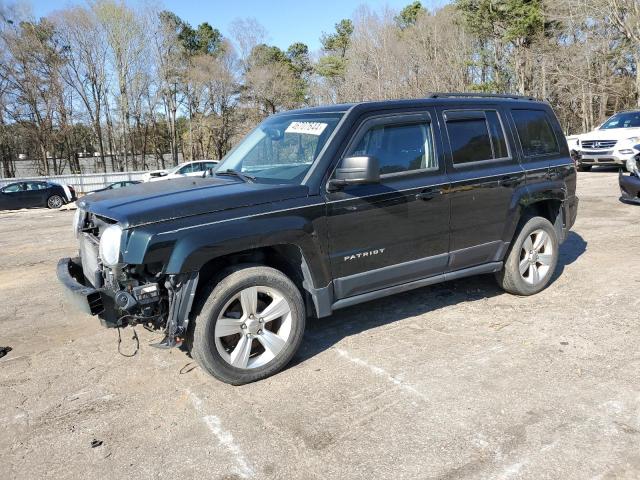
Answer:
[0,169,639,480]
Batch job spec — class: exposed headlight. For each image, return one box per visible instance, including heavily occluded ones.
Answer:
[73,209,83,238]
[99,224,123,267]
[626,156,639,175]
[626,136,640,143]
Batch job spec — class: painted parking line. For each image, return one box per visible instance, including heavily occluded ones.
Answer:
[187,389,255,479]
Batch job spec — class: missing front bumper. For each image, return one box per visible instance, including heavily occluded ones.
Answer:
[57,257,104,315]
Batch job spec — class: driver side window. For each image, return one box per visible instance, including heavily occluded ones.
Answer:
[178,164,195,174]
[3,183,23,193]
[345,120,436,176]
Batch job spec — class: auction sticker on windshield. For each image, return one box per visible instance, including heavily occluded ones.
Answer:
[285,121,328,136]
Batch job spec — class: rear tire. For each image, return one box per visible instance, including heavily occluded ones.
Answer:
[47,195,63,209]
[496,216,559,296]
[190,265,305,385]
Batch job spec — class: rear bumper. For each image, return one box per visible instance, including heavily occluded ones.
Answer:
[619,171,640,203]
[56,257,104,316]
[562,195,579,239]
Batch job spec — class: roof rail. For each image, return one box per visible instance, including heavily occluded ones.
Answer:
[428,92,538,101]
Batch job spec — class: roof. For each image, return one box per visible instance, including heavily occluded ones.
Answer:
[281,93,544,116]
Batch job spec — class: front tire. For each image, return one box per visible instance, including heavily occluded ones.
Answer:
[47,194,64,209]
[190,265,305,385]
[496,216,559,296]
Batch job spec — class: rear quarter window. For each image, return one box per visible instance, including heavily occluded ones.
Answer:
[511,109,559,157]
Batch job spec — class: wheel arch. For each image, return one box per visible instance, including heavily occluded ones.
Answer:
[191,243,331,319]
[505,184,566,246]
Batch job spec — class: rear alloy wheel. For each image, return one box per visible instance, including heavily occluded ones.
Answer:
[518,229,554,286]
[191,266,305,385]
[496,216,559,295]
[47,194,63,209]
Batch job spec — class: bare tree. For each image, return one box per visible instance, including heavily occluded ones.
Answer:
[54,6,109,171]
[229,17,268,68]
[94,0,147,170]
[607,0,640,105]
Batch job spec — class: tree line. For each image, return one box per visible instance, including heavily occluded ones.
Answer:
[1,0,639,177]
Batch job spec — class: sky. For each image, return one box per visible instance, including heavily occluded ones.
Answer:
[24,0,449,52]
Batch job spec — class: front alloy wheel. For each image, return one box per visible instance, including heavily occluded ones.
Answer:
[191,265,305,385]
[214,286,293,369]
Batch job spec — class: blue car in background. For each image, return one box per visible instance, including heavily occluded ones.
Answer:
[0,181,76,210]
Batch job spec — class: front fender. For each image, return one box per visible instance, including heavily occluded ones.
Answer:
[124,201,331,289]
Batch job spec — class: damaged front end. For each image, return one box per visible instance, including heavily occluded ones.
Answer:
[57,209,198,349]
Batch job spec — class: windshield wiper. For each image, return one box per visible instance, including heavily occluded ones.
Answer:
[215,169,256,183]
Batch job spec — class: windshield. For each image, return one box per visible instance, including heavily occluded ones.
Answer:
[600,111,640,129]
[216,112,344,184]
[167,164,183,174]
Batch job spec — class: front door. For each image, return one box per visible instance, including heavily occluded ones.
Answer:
[0,183,25,209]
[324,111,451,300]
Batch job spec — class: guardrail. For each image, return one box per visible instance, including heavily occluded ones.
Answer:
[0,171,148,194]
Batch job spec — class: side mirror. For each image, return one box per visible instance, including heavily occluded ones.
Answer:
[328,155,380,191]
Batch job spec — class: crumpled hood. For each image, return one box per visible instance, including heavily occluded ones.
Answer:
[77,176,309,228]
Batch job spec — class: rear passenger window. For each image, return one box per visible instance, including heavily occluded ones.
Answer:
[444,110,509,165]
[512,109,559,156]
[25,182,46,190]
[346,121,436,175]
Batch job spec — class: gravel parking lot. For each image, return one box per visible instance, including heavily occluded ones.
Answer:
[1,169,639,480]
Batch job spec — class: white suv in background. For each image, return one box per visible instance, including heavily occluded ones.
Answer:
[143,160,219,182]
[568,111,640,171]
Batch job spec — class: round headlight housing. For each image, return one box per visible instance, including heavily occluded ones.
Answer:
[99,224,123,267]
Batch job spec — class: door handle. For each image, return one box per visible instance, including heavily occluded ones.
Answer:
[415,189,441,201]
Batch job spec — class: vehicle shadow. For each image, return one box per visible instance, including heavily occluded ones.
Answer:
[552,231,587,282]
[291,231,587,367]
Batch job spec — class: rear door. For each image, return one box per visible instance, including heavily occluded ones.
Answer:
[439,106,525,271]
[24,181,49,207]
[324,110,451,299]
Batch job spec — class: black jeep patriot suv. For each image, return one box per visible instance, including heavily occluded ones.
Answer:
[58,94,578,385]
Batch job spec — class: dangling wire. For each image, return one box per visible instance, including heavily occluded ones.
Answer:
[117,326,139,357]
